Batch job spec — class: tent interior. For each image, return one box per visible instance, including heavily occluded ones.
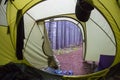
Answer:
[23,0,116,75]
[0,0,120,80]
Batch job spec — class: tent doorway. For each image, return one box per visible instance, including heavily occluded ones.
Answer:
[45,18,90,75]
[45,18,83,54]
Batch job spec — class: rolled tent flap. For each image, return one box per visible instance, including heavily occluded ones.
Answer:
[16,16,24,60]
[40,22,53,57]
[75,0,94,22]
[0,0,1,4]
[117,0,120,7]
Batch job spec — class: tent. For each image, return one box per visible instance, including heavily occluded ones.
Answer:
[0,0,120,79]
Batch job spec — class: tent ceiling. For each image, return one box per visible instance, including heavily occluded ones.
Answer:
[27,0,77,21]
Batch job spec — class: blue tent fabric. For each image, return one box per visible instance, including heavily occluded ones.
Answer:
[98,55,115,71]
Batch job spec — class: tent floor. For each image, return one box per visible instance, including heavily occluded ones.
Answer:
[54,46,97,75]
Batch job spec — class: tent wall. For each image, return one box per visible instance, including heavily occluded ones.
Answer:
[23,14,50,69]
[91,0,120,67]
[85,9,116,62]
[0,26,15,65]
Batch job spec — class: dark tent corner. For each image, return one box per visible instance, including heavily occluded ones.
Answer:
[0,62,63,80]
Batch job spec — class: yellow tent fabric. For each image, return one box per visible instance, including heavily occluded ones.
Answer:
[0,0,120,80]
[0,26,29,65]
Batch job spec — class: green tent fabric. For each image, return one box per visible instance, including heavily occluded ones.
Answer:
[0,0,120,80]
